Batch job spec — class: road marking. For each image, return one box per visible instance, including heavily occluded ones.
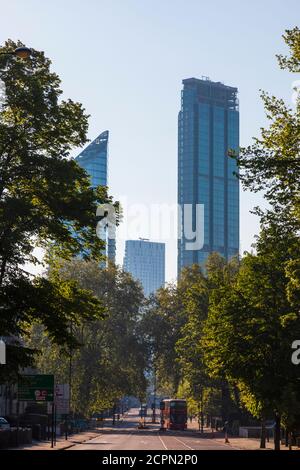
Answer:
[157,433,168,450]
[173,436,195,450]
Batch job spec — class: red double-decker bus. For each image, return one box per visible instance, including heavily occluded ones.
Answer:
[160,399,187,430]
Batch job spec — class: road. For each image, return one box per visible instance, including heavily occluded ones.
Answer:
[68,409,238,451]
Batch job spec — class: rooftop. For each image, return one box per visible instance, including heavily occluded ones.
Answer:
[183,77,237,92]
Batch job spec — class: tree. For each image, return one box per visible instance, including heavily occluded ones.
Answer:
[235,28,300,226]
[142,284,185,396]
[175,265,209,431]
[27,261,148,415]
[143,258,241,426]
[231,35,300,403]
[203,227,300,449]
[0,39,117,377]
[228,27,300,449]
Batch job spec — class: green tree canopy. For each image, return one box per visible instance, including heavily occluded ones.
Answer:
[28,261,148,415]
[0,40,117,377]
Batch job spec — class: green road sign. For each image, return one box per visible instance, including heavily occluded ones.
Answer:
[18,374,54,402]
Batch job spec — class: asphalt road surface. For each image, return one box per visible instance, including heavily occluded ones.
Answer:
[68,409,238,451]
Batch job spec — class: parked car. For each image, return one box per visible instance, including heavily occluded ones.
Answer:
[0,417,10,430]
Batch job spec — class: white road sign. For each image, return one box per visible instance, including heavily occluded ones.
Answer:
[55,384,70,414]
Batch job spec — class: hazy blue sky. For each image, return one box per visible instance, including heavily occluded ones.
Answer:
[1,0,299,281]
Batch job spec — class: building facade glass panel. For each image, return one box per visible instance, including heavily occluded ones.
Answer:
[178,77,239,276]
[75,131,116,264]
[123,240,165,297]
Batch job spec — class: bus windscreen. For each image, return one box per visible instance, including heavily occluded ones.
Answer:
[170,401,186,408]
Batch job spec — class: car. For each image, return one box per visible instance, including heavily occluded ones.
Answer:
[0,417,10,430]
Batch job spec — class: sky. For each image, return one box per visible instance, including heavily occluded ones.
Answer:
[1,0,299,282]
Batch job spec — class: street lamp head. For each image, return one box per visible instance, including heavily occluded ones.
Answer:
[14,47,31,59]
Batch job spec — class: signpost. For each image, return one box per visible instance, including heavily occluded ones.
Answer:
[55,384,70,414]
[55,384,70,439]
[18,374,54,402]
[17,375,55,447]
[51,402,55,448]
[0,339,6,364]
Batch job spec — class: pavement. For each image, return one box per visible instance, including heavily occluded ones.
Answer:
[187,419,299,451]
[6,410,300,451]
[6,418,117,451]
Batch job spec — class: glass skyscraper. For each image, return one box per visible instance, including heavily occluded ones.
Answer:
[75,130,116,263]
[123,240,165,297]
[178,77,239,276]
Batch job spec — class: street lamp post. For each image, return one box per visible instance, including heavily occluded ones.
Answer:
[196,385,204,433]
[0,47,31,58]
[200,388,204,434]
[152,368,157,423]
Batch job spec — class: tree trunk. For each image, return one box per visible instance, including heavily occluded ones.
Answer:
[200,388,204,433]
[112,404,116,425]
[200,409,204,434]
[289,432,292,450]
[285,429,289,447]
[221,382,230,423]
[274,414,281,451]
[260,418,266,449]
